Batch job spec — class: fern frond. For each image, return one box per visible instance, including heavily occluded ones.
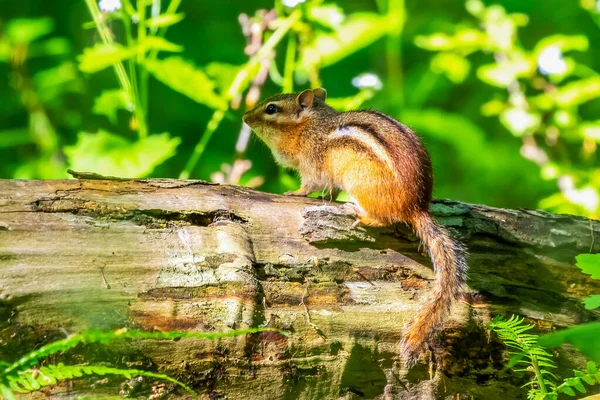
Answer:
[540,370,559,380]
[552,361,600,397]
[537,361,557,369]
[574,369,595,385]
[489,315,558,398]
[0,326,287,398]
[2,334,86,376]
[8,363,198,399]
[528,348,553,357]
[526,389,538,399]
[2,327,285,377]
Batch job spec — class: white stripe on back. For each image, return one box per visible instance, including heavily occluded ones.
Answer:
[329,126,396,173]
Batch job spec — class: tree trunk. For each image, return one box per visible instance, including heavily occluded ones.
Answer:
[1,177,599,399]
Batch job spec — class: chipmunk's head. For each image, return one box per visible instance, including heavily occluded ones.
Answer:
[243,88,328,143]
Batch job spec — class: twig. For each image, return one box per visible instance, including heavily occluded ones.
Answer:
[100,267,111,289]
[67,169,132,181]
[300,281,327,339]
[353,267,376,286]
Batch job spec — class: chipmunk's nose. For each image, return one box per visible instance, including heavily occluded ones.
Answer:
[242,111,251,126]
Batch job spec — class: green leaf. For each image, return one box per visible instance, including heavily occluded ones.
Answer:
[146,13,185,28]
[574,369,596,385]
[28,37,71,58]
[34,62,83,104]
[414,28,486,52]
[580,122,600,142]
[465,0,484,16]
[476,56,532,88]
[143,36,184,53]
[92,90,134,124]
[561,385,576,396]
[499,107,541,136]
[586,361,597,375]
[307,4,345,29]
[574,380,587,393]
[64,130,180,178]
[204,62,243,96]
[79,40,182,74]
[298,12,401,73]
[78,43,137,73]
[576,254,600,279]
[534,34,589,55]
[583,295,600,310]
[5,18,54,44]
[565,377,580,387]
[327,89,376,111]
[538,322,600,363]
[506,353,526,369]
[146,57,227,109]
[554,77,600,107]
[430,53,471,83]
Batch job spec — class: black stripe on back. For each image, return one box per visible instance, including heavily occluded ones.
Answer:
[338,122,390,151]
[364,110,412,135]
[364,110,429,158]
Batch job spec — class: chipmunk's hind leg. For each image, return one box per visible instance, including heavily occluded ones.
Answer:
[342,197,388,228]
[356,213,387,227]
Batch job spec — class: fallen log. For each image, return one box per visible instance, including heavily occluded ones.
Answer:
[1,177,599,399]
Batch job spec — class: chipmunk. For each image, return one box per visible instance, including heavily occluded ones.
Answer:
[243,88,468,365]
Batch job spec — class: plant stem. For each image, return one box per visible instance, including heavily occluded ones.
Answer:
[283,33,296,92]
[150,0,162,35]
[121,9,142,132]
[531,356,548,396]
[137,0,148,126]
[148,0,182,61]
[227,10,301,98]
[84,0,131,94]
[179,10,301,179]
[179,109,226,180]
[384,0,405,106]
[85,0,148,138]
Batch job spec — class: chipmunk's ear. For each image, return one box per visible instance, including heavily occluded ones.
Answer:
[312,88,327,102]
[296,89,314,109]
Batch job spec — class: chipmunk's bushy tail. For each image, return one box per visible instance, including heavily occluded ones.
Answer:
[401,210,468,365]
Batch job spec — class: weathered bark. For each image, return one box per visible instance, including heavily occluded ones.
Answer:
[0,177,599,399]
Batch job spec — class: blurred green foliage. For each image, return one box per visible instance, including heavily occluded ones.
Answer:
[1,0,599,218]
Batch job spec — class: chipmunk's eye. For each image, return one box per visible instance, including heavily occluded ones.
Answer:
[265,104,280,115]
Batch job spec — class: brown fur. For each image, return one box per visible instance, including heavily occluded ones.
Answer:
[243,89,468,365]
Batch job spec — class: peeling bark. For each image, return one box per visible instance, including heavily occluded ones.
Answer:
[0,178,599,399]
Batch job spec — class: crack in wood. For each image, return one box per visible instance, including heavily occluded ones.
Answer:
[29,196,247,228]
